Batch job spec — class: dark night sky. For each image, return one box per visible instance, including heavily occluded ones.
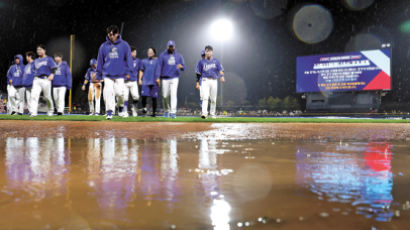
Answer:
[1,0,410,108]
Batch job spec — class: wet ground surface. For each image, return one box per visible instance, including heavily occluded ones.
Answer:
[0,121,410,229]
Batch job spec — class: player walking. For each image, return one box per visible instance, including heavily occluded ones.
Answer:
[6,54,25,115]
[121,46,141,117]
[82,58,102,115]
[96,25,133,120]
[52,52,72,115]
[30,44,57,117]
[139,47,160,117]
[22,51,36,115]
[196,45,225,119]
[158,40,185,118]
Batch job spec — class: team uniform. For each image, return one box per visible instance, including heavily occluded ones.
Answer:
[196,57,224,117]
[22,61,35,114]
[52,61,72,115]
[96,35,133,119]
[84,59,102,115]
[140,57,160,116]
[6,55,25,115]
[122,56,141,117]
[158,41,185,118]
[30,55,57,116]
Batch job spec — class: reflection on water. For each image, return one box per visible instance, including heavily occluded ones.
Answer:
[5,137,69,201]
[296,142,394,221]
[1,135,409,229]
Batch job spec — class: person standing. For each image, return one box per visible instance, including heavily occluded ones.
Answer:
[96,25,133,120]
[6,54,25,115]
[158,40,185,118]
[196,45,225,119]
[52,52,72,115]
[82,58,102,115]
[139,47,160,117]
[30,44,57,117]
[22,51,36,115]
[121,46,141,117]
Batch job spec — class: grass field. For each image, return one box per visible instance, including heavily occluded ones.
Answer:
[0,114,409,123]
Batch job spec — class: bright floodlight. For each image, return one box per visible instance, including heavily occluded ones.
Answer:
[210,18,233,41]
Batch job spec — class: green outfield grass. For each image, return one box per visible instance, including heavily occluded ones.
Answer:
[0,114,409,123]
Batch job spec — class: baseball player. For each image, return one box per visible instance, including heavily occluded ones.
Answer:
[158,40,185,118]
[82,58,102,115]
[139,47,160,117]
[96,25,133,120]
[52,52,72,115]
[22,51,36,115]
[121,46,141,117]
[6,54,25,115]
[195,50,206,106]
[30,44,57,117]
[196,45,225,119]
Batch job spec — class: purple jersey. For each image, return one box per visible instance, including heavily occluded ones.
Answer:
[128,57,141,81]
[140,57,160,85]
[34,56,57,77]
[197,58,224,79]
[158,49,185,79]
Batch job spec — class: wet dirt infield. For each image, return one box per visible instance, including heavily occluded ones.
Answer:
[1,120,410,141]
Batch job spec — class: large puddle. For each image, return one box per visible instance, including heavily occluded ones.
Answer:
[0,122,410,229]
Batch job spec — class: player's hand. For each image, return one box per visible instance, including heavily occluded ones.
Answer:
[9,80,12,85]
[126,74,130,79]
[156,79,161,87]
[81,85,86,91]
[195,82,200,91]
[220,77,225,83]
[177,64,183,70]
[48,75,54,81]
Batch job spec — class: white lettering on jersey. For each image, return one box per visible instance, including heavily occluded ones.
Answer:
[35,60,47,69]
[25,65,32,75]
[203,63,216,71]
[167,55,176,65]
[109,47,119,59]
[55,67,62,75]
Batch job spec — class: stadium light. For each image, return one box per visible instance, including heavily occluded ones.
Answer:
[209,18,234,41]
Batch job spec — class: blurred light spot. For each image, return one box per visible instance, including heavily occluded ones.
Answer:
[399,20,410,34]
[210,198,231,230]
[249,0,288,20]
[210,19,234,42]
[343,0,374,11]
[292,4,333,44]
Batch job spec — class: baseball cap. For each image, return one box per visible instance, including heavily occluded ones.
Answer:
[201,50,205,56]
[167,40,176,47]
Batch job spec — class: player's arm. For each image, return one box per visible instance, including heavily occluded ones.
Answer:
[48,58,57,81]
[138,69,143,85]
[218,60,225,83]
[177,54,185,71]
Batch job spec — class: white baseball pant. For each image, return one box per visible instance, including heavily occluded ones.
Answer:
[88,83,102,114]
[8,85,25,114]
[53,87,67,114]
[25,87,32,114]
[30,77,54,116]
[123,80,140,112]
[103,77,124,113]
[161,78,179,114]
[200,78,218,116]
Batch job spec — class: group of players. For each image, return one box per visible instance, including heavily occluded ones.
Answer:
[5,25,225,119]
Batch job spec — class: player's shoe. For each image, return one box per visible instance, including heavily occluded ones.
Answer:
[131,108,138,117]
[151,113,156,118]
[164,112,169,118]
[94,113,100,116]
[47,112,54,117]
[210,115,216,119]
[171,113,176,119]
[57,112,63,116]
[201,114,207,119]
[11,111,16,115]
[106,111,113,120]
[89,112,94,116]
[30,114,37,117]
[119,111,129,118]
[142,108,148,114]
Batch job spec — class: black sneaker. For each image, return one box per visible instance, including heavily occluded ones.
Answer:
[142,108,148,114]
[57,112,63,116]
[11,111,16,115]
[151,113,156,118]
[17,113,23,115]
[201,114,207,119]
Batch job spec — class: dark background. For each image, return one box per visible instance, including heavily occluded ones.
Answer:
[0,0,409,110]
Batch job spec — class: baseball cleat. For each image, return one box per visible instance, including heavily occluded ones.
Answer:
[164,112,169,118]
[57,112,63,116]
[171,113,176,119]
[106,115,113,120]
[47,112,54,117]
[201,114,207,119]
